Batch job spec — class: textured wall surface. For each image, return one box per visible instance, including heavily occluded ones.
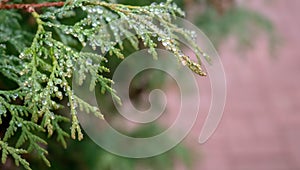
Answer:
[175,0,300,169]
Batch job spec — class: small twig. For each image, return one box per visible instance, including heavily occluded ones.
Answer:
[0,1,65,12]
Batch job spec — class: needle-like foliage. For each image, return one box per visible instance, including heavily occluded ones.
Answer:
[0,0,208,169]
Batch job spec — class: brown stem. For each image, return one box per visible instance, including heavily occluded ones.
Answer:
[0,1,65,12]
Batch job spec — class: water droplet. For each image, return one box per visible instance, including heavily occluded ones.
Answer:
[97,8,103,14]
[106,17,111,22]
[41,75,47,81]
[55,79,62,85]
[59,71,64,76]
[73,101,78,109]
[48,81,53,87]
[162,41,168,47]
[56,91,63,100]
[86,58,93,65]
[181,60,187,66]
[151,2,157,6]
[66,59,72,67]
[42,100,48,105]
[50,112,55,120]
[17,122,22,127]
[54,53,60,58]
[19,53,25,59]
[12,94,18,100]
[38,50,42,56]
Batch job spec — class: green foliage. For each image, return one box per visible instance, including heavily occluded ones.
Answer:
[0,140,30,170]
[117,0,184,7]
[26,124,194,170]
[196,7,276,49]
[0,0,207,169]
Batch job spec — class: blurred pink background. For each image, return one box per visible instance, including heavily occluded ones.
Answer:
[175,0,300,169]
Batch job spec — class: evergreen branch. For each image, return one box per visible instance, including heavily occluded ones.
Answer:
[51,115,70,148]
[0,2,65,12]
[0,140,30,170]
[0,0,210,169]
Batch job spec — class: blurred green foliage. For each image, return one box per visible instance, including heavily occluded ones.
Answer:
[196,6,277,49]
[24,124,194,170]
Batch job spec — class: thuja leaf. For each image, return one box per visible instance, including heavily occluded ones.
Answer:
[0,0,209,169]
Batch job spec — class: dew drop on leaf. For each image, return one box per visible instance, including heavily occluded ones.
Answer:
[66,59,72,67]
[17,122,22,127]
[42,100,48,105]
[50,112,55,120]
[12,94,18,100]
[55,79,62,85]
[86,58,93,65]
